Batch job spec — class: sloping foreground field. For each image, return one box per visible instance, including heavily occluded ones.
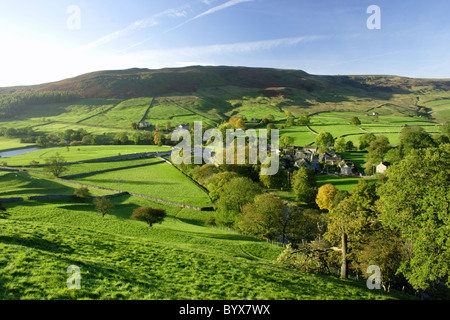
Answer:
[0,194,405,300]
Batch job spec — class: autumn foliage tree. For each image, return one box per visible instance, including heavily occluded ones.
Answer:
[316,184,338,211]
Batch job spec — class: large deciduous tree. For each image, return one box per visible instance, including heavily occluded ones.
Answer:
[377,144,450,290]
[44,153,68,177]
[215,177,262,228]
[291,167,317,205]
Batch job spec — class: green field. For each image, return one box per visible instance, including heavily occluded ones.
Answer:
[0,137,36,152]
[81,97,153,128]
[71,162,212,208]
[2,145,172,167]
[0,175,405,300]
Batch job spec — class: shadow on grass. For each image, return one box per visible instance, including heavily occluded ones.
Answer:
[0,234,75,254]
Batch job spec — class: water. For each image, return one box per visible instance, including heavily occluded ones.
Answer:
[0,147,42,158]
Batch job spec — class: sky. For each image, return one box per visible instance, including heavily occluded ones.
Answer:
[0,0,449,87]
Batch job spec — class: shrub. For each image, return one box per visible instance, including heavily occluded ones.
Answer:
[205,215,216,227]
[74,187,91,199]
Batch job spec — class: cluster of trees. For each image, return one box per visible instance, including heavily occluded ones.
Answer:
[312,143,449,294]
[360,123,450,175]
[0,91,80,118]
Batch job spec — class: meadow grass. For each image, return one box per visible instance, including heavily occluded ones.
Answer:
[316,174,377,191]
[17,99,122,123]
[0,193,406,300]
[71,162,212,207]
[81,98,153,128]
[0,137,36,152]
[3,145,172,166]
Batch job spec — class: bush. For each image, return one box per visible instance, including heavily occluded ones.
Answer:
[205,215,216,227]
[74,187,91,199]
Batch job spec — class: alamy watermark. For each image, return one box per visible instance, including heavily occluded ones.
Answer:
[366,265,382,290]
[367,5,381,30]
[67,5,81,30]
[170,122,280,176]
[67,265,81,290]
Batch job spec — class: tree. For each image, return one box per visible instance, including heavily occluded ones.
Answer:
[238,194,286,241]
[74,187,91,200]
[93,197,114,218]
[114,132,129,145]
[291,167,318,205]
[131,207,166,227]
[153,133,162,146]
[377,144,450,290]
[259,166,287,190]
[206,171,240,201]
[193,164,220,187]
[316,184,338,211]
[350,116,361,126]
[399,126,435,157]
[229,117,246,130]
[334,137,347,153]
[359,132,376,150]
[44,153,68,177]
[315,132,334,152]
[324,180,379,279]
[286,117,295,127]
[296,115,311,126]
[367,135,391,164]
[280,135,294,147]
[215,177,262,228]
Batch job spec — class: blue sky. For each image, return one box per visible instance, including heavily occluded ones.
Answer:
[0,0,449,86]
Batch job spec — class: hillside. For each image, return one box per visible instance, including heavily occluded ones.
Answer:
[1,65,449,101]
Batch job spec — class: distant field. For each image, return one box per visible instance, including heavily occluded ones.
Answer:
[17,99,122,123]
[81,97,153,128]
[0,171,112,198]
[316,174,377,191]
[424,99,450,121]
[72,162,212,208]
[2,145,172,166]
[0,136,35,152]
[28,157,163,177]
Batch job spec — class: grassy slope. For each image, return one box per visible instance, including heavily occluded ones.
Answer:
[2,145,172,167]
[0,175,407,300]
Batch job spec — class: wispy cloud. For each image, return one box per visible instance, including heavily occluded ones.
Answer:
[76,6,189,53]
[117,35,326,65]
[165,0,254,34]
[192,0,254,20]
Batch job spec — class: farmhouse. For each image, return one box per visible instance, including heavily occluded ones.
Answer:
[294,158,315,171]
[338,161,353,176]
[318,151,342,165]
[175,124,190,131]
[138,122,150,128]
[376,162,390,174]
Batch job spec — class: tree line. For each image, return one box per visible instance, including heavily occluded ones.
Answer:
[0,91,80,118]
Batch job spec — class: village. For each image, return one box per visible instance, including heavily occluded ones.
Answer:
[280,145,389,176]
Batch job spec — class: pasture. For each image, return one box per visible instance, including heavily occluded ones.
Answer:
[1,145,172,167]
[0,183,402,300]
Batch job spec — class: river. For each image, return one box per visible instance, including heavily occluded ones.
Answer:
[0,147,42,158]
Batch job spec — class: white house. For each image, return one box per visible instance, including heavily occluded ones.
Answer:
[376,162,390,174]
[138,122,150,128]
